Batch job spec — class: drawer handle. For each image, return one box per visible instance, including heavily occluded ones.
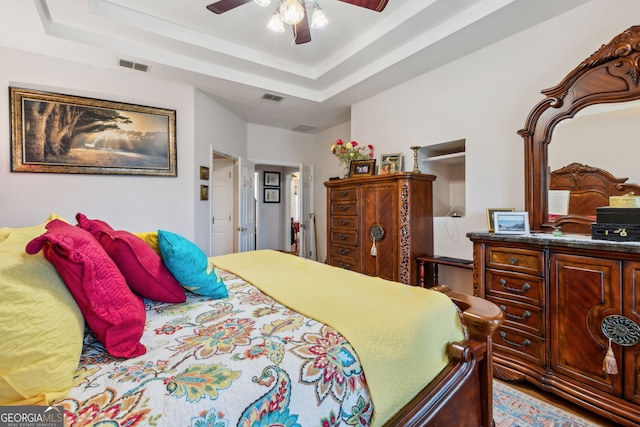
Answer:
[500,305,531,320]
[339,190,350,197]
[499,278,531,293]
[500,331,531,348]
[338,233,350,240]
[339,262,352,270]
[339,204,350,211]
[339,247,350,255]
[509,257,517,265]
[339,218,350,226]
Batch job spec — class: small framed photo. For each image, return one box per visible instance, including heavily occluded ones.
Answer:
[486,208,515,232]
[199,166,210,180]
[380,153,403,173]
[264,171,281,187]
[200,184,209,201]
[494,211,530,235]
[349,159,376,177]
[264,187,280,203]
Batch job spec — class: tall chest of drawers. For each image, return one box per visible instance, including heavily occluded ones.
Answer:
[325,173,435,285]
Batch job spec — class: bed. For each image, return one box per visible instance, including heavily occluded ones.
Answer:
[0,214,502,426]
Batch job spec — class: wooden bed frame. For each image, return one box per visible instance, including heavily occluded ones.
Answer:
[384,290,503,426]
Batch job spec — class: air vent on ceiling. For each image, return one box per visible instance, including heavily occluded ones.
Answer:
[261,93,284,102]
[118,59,150,72]
[290,124,318,133]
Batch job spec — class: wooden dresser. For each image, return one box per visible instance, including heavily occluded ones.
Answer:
[468,232,640,426]
[325,173,435,285]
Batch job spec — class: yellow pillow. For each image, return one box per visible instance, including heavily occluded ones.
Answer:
[0,216,84,405]
[132,231,160,255]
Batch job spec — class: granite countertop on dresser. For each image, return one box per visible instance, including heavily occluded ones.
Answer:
[467,231,640,254]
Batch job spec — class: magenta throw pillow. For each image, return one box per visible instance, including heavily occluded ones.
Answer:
[76,213,185,304]
[25,219,146,358]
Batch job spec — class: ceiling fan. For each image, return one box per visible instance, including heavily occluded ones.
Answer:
[206,0,389,45]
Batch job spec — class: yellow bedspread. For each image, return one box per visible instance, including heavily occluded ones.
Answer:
[211,250,465,426]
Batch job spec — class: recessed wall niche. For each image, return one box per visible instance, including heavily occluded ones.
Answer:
[419,139,466,218]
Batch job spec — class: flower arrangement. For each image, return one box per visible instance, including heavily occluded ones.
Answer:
[330,139,374,171]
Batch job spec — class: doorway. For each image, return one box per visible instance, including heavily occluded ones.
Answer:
[211,152,237,256]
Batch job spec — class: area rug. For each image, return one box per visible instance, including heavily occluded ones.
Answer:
[493,380,603,427]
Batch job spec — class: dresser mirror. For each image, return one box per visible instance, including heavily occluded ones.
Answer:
[519,25,640,234]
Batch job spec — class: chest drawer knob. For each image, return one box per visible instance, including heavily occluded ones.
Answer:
[339,204,350,211]
[500,331,531,347]
[339,247,351,255]
[339,190,350,197]
[338,218,350,226]
[500,305,531,320]
[499,278,531,293]
[509,257,517,264]
[338,233,350,240]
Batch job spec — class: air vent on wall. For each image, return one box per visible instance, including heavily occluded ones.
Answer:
[118,59,150,72]
[261,93,284,102]
[290,124,318,133]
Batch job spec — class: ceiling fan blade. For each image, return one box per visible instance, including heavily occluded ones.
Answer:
[206,0,253,14]
[294,10,311,45]
[337,0,389,12]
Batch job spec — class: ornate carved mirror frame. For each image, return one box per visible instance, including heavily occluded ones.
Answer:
[519,25,640,233]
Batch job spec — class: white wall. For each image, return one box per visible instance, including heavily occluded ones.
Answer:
[0,46,197,239]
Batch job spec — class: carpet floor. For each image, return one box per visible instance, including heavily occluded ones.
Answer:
[493,380,606,427]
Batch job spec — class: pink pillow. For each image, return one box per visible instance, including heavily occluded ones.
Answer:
[26,219,146,358]
[75,213,185,303]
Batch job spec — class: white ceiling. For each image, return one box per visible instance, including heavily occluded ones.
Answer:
[9,0,589,132]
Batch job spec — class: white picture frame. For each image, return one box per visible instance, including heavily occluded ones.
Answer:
[493,211,530,235]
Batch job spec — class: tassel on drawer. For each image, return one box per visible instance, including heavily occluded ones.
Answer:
[603,338,618,375]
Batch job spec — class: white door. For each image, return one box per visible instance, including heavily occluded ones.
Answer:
[211,157,235,256]
[238,157,256,252]
[298,163,314,259]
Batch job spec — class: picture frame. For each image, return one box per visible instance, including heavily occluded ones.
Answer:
[486,208,515,232]
[349,159,376,177]
[380,153,403,173]
[493,211,530,235]
[264,171,281,187]
[200,184,209,201]
[199,166,210,180]
[10,87,177,176]
[264,187,280,203]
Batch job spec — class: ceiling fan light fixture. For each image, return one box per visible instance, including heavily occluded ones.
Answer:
[267,11,286,32]
[254,0,271,6]
[310,2,328,28]
[279,0,305,25]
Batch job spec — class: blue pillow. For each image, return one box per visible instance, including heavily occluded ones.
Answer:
[157,230,227,299]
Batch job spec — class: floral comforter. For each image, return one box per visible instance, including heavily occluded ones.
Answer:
[55,268,372,427]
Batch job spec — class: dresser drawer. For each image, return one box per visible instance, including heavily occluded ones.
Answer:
[330,186,357,202]
[329,257,359,271]
[330,230,358,246]
[330,216,357,230]
[486,269,544,306]
[494,325,545,367]
[331,202,357,216]
[488,295,544,336]
[330,244,357,262]
[486,246,544,275]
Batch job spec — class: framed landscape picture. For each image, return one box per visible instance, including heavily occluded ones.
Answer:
[494,211,530,235]
[10,87,177,176]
